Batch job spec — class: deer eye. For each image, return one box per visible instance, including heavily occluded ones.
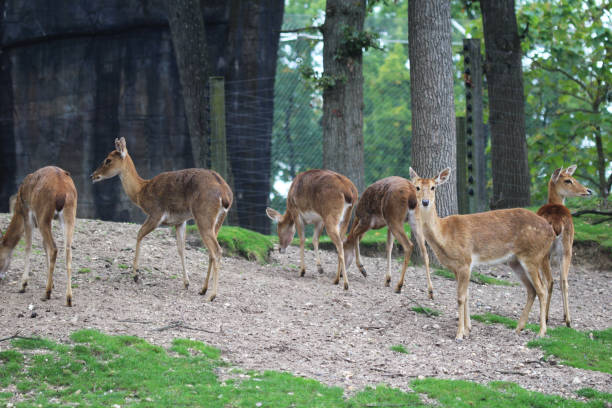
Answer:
[416,186,420,191]
[431,186,435,191]
[564,179,572,184]
[105,159,112,165]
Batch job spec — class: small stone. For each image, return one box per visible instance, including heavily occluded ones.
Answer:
[433,324,440,329]
[418,375,425,380]
[572,377,582,384]
[28,304,35,310]
[30,312,37,318]
[256,403,262,407]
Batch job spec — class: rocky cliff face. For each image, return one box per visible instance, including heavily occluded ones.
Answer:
[0,0,192,222]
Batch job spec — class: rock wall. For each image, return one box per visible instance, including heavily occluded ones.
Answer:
[0,0,192,222]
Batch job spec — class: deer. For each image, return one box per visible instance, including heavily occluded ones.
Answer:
[343,176,433,298]
[0,166,77,306]
[266,169,358,290]
[410,167,555,340]
[536,165,592,327]
[91,137,233,302]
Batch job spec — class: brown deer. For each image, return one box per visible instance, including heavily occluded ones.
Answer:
[266,169,358,290]
[0,166,77,306]
[91,137,232,302]
[343,177,433,298]
[411,167,554,340]
[537,165,592,327]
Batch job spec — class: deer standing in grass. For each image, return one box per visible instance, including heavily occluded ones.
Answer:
[0,166,77,306]
[537,165,592,327]
[91,138,232,301]
[343,177,433,298]
[266,169,358,290]
[411,167,554,340]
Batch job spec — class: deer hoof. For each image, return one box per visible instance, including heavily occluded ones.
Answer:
[199,288,208,296]
[394,284,403,294]
[45,290,51,300]
[317,265,324,274]
[358,265,367,277]
[343,282,349,290]
[133,274,139,283]
[208,294,216,302]
[384,277,391,287]
[19,282,27,293]
[428,289,434,300]
[299,268,306,277]
[184,281,190,290]
[66,296,72,307]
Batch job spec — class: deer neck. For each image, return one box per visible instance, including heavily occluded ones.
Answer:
[119,154,147,205]
[419,203,445,248]
[547,181,565,205]
[2,212,24,250]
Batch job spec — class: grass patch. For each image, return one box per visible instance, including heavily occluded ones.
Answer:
[411,378,605,408]
[434,268,516,286]
[118,263,129,270]
[472,313,612,375]
[0,330,608,407]
[411,306,441,317]
[434,268,455,280]
[576,388,612,404]
[292,224,413,251]
[77,267,91,274]
[187,225,275,263]
[390,344,409,354]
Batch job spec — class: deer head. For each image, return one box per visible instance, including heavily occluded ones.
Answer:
[91,137,128,182]
[550,165,593,199]
[410,167,451,210]
[266,208,295,254]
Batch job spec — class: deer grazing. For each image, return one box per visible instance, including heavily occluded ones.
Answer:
[0,166,77,306]
[411,167,555,340]
[266,169,358,290]
[91,137,232,302]
[537,165,592,327]
[343,177,433,298]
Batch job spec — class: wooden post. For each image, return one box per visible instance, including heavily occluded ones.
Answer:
[456,116,468,214]
[463,38,487,212]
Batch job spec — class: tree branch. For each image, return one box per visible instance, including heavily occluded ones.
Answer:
[533,61,594,100]
[571,209,612,217]
[280,25,323,34]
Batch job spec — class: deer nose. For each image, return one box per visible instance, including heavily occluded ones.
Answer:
[586,189,593,195]
[422,199,429,207]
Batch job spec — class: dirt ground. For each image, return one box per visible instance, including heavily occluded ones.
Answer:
[0,213,610,400]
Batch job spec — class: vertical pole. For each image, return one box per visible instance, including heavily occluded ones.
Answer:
[456,116,468,214]
[463,38,487,212]
[210,76,228,181]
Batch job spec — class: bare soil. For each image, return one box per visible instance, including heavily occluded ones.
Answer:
[0,214,610,399]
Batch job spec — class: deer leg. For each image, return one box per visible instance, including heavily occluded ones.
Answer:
[527,260,548,337]
[176,221,190,289]
[39,220,58,301]
[410,215,433,299]
[19,215,33,293]
[390,224,414,294]
[312,221,325,274]
[295,219,306,277]
[540,254,553,324]
[62,208,76,307]
[327,226,348,290]
[455,267,471,341]
[133,216,161,282]
[510,260,539,335]
[199,233,221,302]
[561,240,573,327]
[347,218,369,277]
[384,229,394,287]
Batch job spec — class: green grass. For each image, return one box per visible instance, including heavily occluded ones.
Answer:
[77,267,91,274]
[0,330,608,407]
[411,306,441,316]
[187,225,275,263]
[472,313,612,375]
[292,224,412,250]
[118,263,129,270]
[434,268,516,286]
[389,344,410,354]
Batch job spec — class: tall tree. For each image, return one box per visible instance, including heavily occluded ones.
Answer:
[321,0,367,192]
[167,0,210,169]
[408,0,457,217]
[480,0,530,208]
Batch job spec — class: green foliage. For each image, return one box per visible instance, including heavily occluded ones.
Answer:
[78,267,91,274]
[411,307,441,317]
[187,225,275,264]
[336,25,382,61]
[390,344,410,354]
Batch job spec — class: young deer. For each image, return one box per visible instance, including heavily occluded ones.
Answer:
[411,167,554,340]
[343,177,433,298]
[537,165,592,327]
[91,138,232,302]
[0,166,77,306]
[266,169,358,290]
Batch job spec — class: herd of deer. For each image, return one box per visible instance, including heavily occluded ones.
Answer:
[0,138,592,341]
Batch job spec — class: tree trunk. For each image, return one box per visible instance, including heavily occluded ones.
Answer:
[206,0,284,234]
[480,0,530,208]
[408,0,457,218]
[167,0,210,169]
[321,0,366,192]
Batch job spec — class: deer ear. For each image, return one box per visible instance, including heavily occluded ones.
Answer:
[551,167,562,183]
[115,137,127,158]
[266,207,282,222]
[565,164,577,176]
[409,167,420,181]
[435,167,451,185]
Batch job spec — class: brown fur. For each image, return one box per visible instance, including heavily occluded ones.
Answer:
[343,176,432,298]
[411,167,554,340]
[0,166,77,306]
[91,137,233,302]
[536,165,592,327]
[266,169,358,290]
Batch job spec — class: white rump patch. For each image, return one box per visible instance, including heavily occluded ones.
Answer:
[300,210,323,225]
